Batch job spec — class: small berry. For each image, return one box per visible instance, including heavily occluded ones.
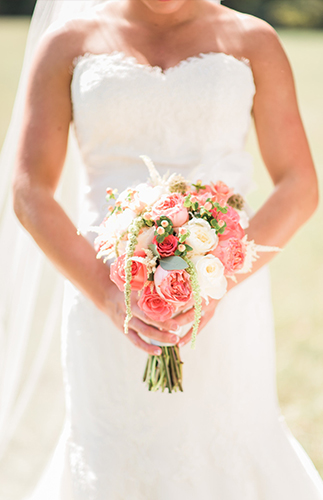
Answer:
[157,227,165,235]
[161,220,169,228]
[178,244,186,252]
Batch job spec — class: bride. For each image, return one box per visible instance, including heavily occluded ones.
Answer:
[1,0,322,498]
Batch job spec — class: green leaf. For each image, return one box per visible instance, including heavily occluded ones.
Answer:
[185,244,193,252]
[147,272,154,281]
[211,219,218,228]
[218,224,227,235]
[159,256,189,271]
[148,244,160,258]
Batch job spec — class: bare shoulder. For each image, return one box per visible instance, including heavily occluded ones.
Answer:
[31,11,101,78]
[214,5,288,70]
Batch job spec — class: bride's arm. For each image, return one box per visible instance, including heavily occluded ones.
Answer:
[12,27,178,356]
[178,20,319,346]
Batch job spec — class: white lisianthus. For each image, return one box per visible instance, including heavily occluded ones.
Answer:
[183,218,218,255]
[114,208,137,234]
[191,254,227,300]
[237,209,249,229]
[136,183,168,206]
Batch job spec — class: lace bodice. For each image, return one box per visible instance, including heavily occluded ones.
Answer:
[71,51,256,232]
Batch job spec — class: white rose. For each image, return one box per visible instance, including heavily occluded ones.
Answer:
[135,226,155,251]
[136,183,168,206]
[183,218,218,255]
[191,254,227,300]
[237,209,249,229]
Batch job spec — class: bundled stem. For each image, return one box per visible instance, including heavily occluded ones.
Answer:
[143,346,183,393]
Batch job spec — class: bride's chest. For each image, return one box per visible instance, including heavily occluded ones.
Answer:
[70,51,256,152]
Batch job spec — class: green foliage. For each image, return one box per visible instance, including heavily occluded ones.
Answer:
[1,0,323,28]
[0,0,36,15]
[223,0,323,28]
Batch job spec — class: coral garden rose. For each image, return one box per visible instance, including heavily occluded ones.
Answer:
[150,193,189,227]
[183,218,218,255]
[138,284,176,322]
[153,234,179,258]
[210,181,234,206]
[110,250,147,292]
[212,206,245,241]
[154,266,192,304]
[191,254,227,300]
[212,237,246,276]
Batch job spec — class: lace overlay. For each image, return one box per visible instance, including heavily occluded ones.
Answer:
[27,51,323,500]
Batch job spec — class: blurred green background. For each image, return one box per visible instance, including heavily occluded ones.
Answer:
[0,7,322,496]
[0,0,323,27]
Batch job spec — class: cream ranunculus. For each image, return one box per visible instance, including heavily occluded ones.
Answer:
[183,218,218,255]
[191,254,227,300]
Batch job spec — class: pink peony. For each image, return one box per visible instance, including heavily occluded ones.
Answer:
[150,193,189,227]
[211,238,246,276]
[154,266,192,304]
[110,250,147,292]
[153,234,179,258]
[212,206,245,241]
[138,284,176,322]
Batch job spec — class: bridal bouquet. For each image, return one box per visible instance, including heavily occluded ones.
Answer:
[93,156,276,393]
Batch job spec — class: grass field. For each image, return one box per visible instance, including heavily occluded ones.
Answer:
[0,17,323,478]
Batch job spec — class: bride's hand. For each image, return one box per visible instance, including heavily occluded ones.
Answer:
[105,285,180,356]
[173,298,220,348]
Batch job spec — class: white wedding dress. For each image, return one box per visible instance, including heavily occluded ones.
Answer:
[26,51,323,500]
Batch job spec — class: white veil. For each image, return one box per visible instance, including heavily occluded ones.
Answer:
[0,0,222,487]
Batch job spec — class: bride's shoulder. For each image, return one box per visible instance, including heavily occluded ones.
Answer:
[32,9,106,75]
[214,5,288,72]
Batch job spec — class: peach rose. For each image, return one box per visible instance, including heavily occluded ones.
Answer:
[110,250,147,292]
[150,193,189,227]
[211,237,246,276]
[210,181,234,206]
[212,206,245,241]
[138,284,176,322]
[154,266,192,304]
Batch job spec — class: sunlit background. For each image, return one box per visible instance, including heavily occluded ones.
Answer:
[0,1,322,498]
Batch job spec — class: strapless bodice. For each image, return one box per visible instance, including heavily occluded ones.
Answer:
[70,51,256,233]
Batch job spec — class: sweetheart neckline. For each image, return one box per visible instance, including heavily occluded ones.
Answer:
[72,50,254,81]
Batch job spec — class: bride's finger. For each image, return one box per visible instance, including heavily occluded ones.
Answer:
[129,317,180,345]
[127,328,162,355]
[177,312,211,348]
[131,303,181,333]
[173,307,196,326]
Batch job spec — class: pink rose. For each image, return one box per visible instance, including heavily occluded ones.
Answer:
[211,238,246,276]
[138,284,176,322]
[212,206,245,241]
[210,181,234,206]
[153,234,179,258]
[154,266,192,304]
[110,250,147,292]
[151,193,189,227]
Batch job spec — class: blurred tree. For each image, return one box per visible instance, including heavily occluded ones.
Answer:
[0,0,36,15]
[0,0,322,28]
